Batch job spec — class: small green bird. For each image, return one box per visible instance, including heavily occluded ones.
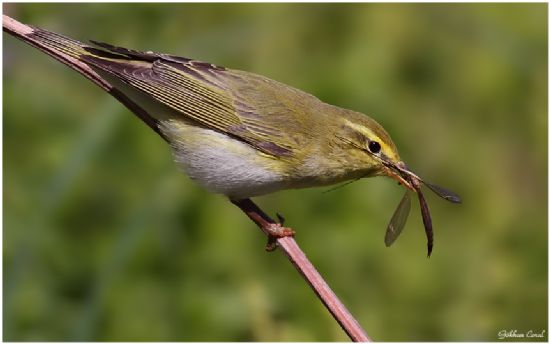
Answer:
[5,18,461,256]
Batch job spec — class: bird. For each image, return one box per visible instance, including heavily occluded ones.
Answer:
[4,16,461,256]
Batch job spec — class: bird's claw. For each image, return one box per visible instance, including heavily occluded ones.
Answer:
[264,222,295,252]
[276,213,286,225]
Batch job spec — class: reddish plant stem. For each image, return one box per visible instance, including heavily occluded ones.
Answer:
[231,199,370,342]
[4,15,371,342]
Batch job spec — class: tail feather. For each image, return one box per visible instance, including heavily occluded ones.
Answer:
[4,15,166,140]
[27,26,89,59]
[24,26,193,69]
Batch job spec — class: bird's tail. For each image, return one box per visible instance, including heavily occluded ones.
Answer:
[3,15,166,139]
[24,24,89,60]
[3,15,110,90]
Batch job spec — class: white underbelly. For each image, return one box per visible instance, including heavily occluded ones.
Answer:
[160,120,288,198]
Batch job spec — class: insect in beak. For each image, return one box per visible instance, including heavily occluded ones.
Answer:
[383,161,416,191]
[384,160,462,257]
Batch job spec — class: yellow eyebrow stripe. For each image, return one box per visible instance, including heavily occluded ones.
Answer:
[343,119,398,160]
[344,119,378,140]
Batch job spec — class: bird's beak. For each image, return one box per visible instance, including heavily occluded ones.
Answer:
[383,161,420,192]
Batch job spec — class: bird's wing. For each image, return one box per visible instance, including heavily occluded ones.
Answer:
[79,41,323,158]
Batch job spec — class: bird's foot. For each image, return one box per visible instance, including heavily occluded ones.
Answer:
[264,213,295,251]
[229,198,295,251]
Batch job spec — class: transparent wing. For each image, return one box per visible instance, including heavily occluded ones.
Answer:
[424,182,462,204]
[385,191,412,247]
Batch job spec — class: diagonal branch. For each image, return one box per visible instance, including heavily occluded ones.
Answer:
[231,199,370,341]
[3,14,370,342]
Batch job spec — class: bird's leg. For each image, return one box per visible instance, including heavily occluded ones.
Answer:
[230,198,295,251]
[276,213,286,225]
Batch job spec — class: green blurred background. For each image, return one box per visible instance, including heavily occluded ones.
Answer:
[3,3,547,341]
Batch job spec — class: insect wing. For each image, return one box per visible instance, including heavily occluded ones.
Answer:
[385,191,412,247]
[425,182,462,204]
[416,189,434,257]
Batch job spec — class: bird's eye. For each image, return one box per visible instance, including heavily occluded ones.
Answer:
[368,141,381,154]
